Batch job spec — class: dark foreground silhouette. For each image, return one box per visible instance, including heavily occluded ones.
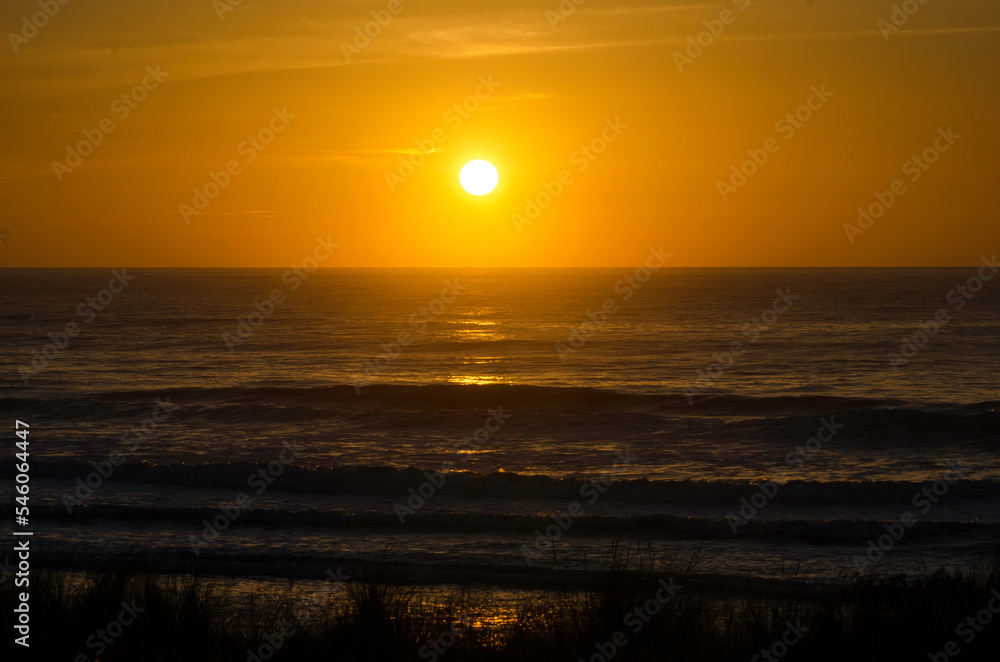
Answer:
[4,542,998,662]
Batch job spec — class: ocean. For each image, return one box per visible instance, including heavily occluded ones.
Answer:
[2,267,998,588]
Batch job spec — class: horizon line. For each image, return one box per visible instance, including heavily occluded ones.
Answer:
[0,265,992,270]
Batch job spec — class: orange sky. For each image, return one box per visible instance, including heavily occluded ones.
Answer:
[1,0,998,267]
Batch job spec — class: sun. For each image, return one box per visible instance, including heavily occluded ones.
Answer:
[459,160,499,196]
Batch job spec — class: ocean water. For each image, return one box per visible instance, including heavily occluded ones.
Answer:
[1,268,998,585]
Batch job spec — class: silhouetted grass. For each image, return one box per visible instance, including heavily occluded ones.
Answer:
[3,544,998,661]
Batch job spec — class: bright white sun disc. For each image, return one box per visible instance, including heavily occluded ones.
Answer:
[460,160,499,195]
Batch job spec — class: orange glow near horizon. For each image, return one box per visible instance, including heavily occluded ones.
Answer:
[0,0,998,267]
